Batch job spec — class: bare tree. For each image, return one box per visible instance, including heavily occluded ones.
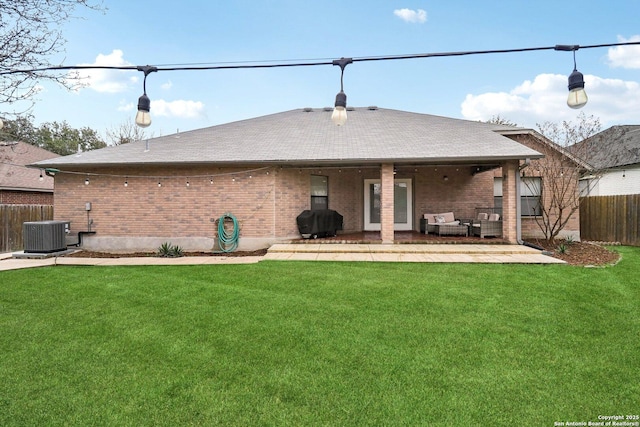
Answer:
[487,115,519,127]
[0,0,104,112]
[105,119,150,145]
[526,112,603,243]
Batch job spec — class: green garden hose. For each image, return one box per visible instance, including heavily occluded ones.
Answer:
[217,213,239,252]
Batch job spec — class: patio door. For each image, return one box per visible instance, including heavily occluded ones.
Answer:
[364,179,413,231]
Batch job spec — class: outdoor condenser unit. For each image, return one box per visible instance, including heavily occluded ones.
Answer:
[23,221,70,253]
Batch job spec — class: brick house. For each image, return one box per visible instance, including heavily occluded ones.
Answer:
[33,107,580,252]
[1,141,57,205]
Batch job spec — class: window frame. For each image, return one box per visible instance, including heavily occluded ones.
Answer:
[310,175,328,211]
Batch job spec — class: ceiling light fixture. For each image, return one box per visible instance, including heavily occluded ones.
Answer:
[331,57,352,126]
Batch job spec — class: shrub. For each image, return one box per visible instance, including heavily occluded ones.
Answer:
[158,242,184,258]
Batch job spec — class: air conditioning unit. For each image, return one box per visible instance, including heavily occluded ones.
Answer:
[23,221,70,253]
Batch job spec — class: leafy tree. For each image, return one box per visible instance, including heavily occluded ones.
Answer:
[0,114,37,143]
[0,116,106,155]
[35,121,106,155]
[0,0,104,113]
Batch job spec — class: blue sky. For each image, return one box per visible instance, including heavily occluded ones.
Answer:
[10,0,640,138]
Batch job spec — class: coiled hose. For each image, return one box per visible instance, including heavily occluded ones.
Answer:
[217,213,240,252]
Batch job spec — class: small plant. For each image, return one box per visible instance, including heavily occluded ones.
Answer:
[157,242,184,258]
[557,243,569,255]
[564,235,575,245]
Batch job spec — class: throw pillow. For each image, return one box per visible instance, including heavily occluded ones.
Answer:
[435,215,446,223]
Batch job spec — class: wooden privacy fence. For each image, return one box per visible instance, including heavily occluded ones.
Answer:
[580,195,639,246]
[0,205,54,253]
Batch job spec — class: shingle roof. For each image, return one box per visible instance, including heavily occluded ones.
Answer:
[34,107,543,168]
[1,142,57,191]
[574,125,640,169]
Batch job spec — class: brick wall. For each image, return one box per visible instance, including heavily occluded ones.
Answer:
[54,166,278,242]
[52,161,545,251]
[413,166,494,221]
[0,190,53,205]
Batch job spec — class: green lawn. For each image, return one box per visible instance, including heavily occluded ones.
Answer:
[1,247,638,426]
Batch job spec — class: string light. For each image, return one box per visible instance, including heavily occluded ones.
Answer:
[135,66,157,128]
[3,41,639,128]
[332,57,352,126]
[555,45,587,109]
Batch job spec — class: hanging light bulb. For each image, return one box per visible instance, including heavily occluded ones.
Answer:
[39,170,44,182]
[332,91,347,126]
[331,58,353,126]
[135,94,152,128]
[555,45,588,109]
[567,68,587,109]
[85,177,90,185]
[135,66,157,128]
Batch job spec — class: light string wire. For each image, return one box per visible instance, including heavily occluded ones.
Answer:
[1,41,639,75]
[40,165,274,181]
[3,40,639,182]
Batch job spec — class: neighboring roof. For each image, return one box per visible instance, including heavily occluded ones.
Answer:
[0,142,58,192]
[34,107,543,169]
[573,125,640,170]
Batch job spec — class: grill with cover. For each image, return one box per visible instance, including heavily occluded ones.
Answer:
[296,209,343,239]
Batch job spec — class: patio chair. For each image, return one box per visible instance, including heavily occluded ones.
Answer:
[471,213,503,238]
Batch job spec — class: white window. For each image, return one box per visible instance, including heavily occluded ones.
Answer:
[310,175,328,210]
[494,177,542,217]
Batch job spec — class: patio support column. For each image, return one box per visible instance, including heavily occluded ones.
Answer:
[502,160,518,243]
[380,163,395,244]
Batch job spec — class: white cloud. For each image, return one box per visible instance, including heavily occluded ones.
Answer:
[393,8,427,24]
[151,99,205,119]
[161,80,173,90]
[117,100,135,112]
[461,73,640,127]
[73,49,137,93]
[607,35,640,69]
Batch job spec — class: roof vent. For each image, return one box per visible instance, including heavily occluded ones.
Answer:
[303,107,313,112]
[323,107,333,112]
[346,106,355,111]
[368,106,378,110]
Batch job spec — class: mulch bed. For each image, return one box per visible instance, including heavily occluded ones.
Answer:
[526,239,621,266]
[64,249,268,258]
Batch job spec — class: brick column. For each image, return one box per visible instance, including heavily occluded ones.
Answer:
[502,160,518,244]
[380,163,395,244]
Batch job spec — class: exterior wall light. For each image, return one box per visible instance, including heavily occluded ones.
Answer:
[135,65,158,128]
[555,45,587,109]
[331,58,353,126]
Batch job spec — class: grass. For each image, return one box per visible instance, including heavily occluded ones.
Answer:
[1,247,638,426]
